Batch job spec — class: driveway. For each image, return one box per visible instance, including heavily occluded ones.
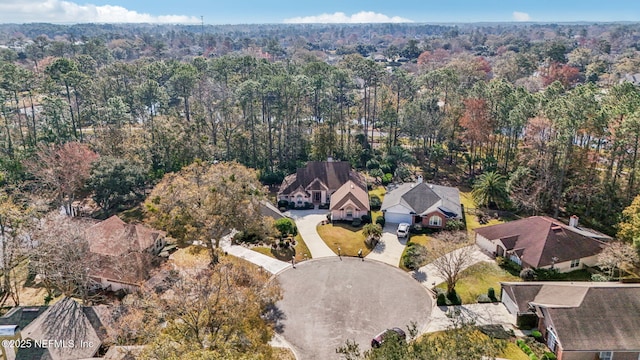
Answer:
[365,223,408,267]
[220,235,291,274]
[285,209,336,258]
[425,303,515,333]
[411,245,493,289]
[275,258,432,360]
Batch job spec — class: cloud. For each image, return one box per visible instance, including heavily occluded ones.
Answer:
[512,11,531,22]
[284,11,413,24]
[0,0,200,24]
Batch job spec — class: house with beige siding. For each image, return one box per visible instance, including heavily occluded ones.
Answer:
[475,216,610,273]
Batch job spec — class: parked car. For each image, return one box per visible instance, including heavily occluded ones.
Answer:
[396,223,410,238]
[371,327,407,348]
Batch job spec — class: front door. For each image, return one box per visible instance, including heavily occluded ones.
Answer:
[314,191,321,203]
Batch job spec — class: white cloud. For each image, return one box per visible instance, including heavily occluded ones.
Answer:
[0,0,200,24]
[512,11,531,22]
[284,11,413,24]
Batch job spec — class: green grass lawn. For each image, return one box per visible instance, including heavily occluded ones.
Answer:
[459,191,506,232]
[252,234,312,263]
[501,341,531,360]
[436,261,521,304]
[316,223,371,257]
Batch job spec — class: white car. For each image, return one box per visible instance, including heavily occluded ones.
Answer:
[396,223,410,238]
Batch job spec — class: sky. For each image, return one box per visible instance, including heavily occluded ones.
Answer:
[0,0,637,24]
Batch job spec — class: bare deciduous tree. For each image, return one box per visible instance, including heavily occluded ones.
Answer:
[431,243,476,294]
[31,213,98,304]
[598,241,639,279]
[27,142,99,216]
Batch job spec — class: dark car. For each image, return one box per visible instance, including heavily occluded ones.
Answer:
[371,327,407,348]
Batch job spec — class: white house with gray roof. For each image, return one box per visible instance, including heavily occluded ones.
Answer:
[380,178,462,228]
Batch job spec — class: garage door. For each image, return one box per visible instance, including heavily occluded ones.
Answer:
[384,212,412,224]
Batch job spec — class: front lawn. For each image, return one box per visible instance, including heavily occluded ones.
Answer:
[252,234,312,263]
[316,223,370,257]
[436,261,521,304]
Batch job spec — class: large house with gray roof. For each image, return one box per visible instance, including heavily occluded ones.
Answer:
[380,178,462,228]
[501,282,640,360]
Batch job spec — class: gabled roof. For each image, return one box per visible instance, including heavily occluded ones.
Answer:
[278,161,365,195]
[501,282,640,352]
[18,298,107,360]
[475,216,606,268]
[260,201,285,220]
[86,216,165,257]
[380,182,462,218]
[330,180,370,211]
[92,252,155,285]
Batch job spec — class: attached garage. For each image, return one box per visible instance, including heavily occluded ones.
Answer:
[383,211,412,224]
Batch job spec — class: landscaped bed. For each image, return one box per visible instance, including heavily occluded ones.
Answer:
[252,234,312,262]
[316,223,370,257]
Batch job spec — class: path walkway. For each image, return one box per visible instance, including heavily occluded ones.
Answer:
[411,245,493,290]
[220,234,291,274]
[365,223,408,266]
[285,210,336,258]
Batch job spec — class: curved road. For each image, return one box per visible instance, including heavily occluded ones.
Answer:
[275,257,432,360]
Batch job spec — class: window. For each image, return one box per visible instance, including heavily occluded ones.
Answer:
[428,215,442,227]
[296,195,303,204]
[599,351,613,360]
[346,208,353,218]
[570,259,580,268]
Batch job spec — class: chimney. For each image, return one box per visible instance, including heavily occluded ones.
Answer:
[416,175,423,184]
[569,215,579,228]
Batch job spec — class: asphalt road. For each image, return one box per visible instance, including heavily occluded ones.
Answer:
[274,257,432,360]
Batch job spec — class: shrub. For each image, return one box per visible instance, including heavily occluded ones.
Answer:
[436,293,447,306]
[477,294,492,303]
[488,287,496,301]
[375,216,385,228]
[277,199,289,208]
[274,218,297,239]
[402,243,428,270]
[447,290,461,305]
[381,173,393,185]
[361,214,372,224]
[521,345,532,355]
[445,219,465,231]
[529,354,538,360]
[516,339,525,347]
[351,219,362,227]
[318,203,330,209]
[542,352,557,360]
[370,195,382,210]
[531,330,542,340]
[591,273,609,282]
[520,267,537,281]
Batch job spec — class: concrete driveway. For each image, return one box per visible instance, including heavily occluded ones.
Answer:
[365,223,408,267]
[285,209,336,258]
[425,303,515,333]
[274,258,432,360]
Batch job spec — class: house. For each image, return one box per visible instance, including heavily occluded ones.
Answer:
[330,180,370,221]
[501,282,640,360]
[475,216,610,273]
[86,216,166,292]
[380,177,462,227]
[278,160,366,207]
[14,297,111,360]
[86,215,166,257]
